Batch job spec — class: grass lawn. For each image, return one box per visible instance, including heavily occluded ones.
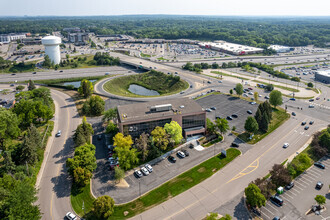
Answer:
[157,57,169,61]
[282,94,314,99]
[71,184,95,217]
[110,148,241,219]
[238,108,290,144]
[140,53,151,58]
[194,91,221,100]
[103,71,189,98]
[202,136,223,147]
[210,71,250,80]
[252,79,299,93]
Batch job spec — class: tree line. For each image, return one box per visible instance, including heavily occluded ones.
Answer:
[0,16,329,47]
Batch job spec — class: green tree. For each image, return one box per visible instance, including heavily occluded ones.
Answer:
[114,167,125,183]
[16,85,25,91]
[245,183,266,208]
[206,118,216,135]
[114,142,139,171]
[92,195,115,219]
[82,96,105,116]
[106,121,119,135]
[66,143,97,175]
[73,117,94,147]
[319,132,330,150]
[103,107,118,122]
[269,90,283,108]
[43,55,52,68]
[259,112,270,132]
[265,84,274,91]
[215,118,229,136]
[254,92,258,102]
[244,116,259,134]
[315,195,326,207]
[235,83,243,96]
[78,79,93,98]
[113,133,133,149]
[307,82,313,88]
[0,108,20,150]
[73,167,92,187]
[229,89,233,95]
[135,133,149,162]
[220,214,232,220]
[164,121,183,145]
[151,126,169,151]
[19,124,42,165]
[28,80,36,91]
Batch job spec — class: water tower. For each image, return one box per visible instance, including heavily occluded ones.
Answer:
[41,36,61,65]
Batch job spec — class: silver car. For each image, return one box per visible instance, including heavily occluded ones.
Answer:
[145,164,153,173]
[141,167,149,176]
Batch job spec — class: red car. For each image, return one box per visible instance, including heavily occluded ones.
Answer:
[248,88,253,90]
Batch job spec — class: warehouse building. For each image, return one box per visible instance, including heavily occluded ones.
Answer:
[199,41,263,55]
[117,98,206,139]
[0,33,27,43]
[268,45,293,53]
[315,70,330,84]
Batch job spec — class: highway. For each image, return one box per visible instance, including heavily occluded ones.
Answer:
[36,89,81,220]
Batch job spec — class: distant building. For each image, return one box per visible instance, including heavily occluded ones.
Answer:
[98,34,133,42]
[22,37,42,45]
[0,33,27,43]
[68,33,88,45]
[268,45,293,53]
[63,27,81,33]
[117,98,206,139]
[315,70,330,84]
[199,41,263,55]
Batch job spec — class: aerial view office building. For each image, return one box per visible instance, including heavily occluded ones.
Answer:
[117,98,206,139]
[315,70,330,84]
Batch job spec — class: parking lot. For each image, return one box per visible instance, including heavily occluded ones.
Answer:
[196,94,259,133]
[259,157,330,220]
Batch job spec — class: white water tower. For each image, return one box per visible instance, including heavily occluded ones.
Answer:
[41,36,61,65]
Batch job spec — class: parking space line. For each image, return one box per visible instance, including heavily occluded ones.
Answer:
[295,181,308,188]
[291,187,301,194]
[261,211,270,219]
[263,206,275,215]
[269,202,282,210]
[267,204,278,212]
[293,184,304,191]
[285,190,297,197]
[300,175,314,183]
[307,170,322,178]
[282,193,293,200]
[308,169,323,176]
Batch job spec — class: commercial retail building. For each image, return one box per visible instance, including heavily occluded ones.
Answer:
[117,98,206,139]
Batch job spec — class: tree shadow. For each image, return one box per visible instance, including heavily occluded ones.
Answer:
[233,197,251,220]
[50,165,71,198]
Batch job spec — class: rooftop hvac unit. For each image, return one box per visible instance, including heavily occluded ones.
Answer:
[150,104,172,112]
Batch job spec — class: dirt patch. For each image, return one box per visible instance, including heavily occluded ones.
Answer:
[197,167,206,173]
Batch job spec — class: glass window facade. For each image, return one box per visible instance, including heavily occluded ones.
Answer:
[182,114,205,129]
[123,118,172,138]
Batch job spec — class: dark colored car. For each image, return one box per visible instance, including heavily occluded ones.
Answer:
[301,121,306,125]
[231,143,239,148]
[316,181,323,190]
[97,134,102,140]
[227,116,233,120]
[182,149,189,157]
[285,181,294,190]
[314,162,325,169]
[270,195,283,207]
[32,72,37,74]
[231,114,238,118]
[292,112,296,116]
[168,156,176,163]
[309,121,314,125]
[304,126,309,130]
[273,217,280,220]
[11,73,16,75]
[247,110,253,114]
[59,70,63,72]
[215,116,221,120]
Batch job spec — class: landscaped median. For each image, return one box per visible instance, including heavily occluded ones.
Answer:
[71,148,241,219]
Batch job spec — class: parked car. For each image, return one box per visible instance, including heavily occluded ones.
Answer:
[182,149,189,156]
[304,126,309,130]
[210,107,216,110]
[66,212,77,220]
[231,143,239,148]
[289,98,296,101]
[309,121,314,125]
[265,96,270,99]
[270,195,283,206]
[292,112,296,116]
[215,116,221,119]
[168,155,176,163]
[314,162,325,169]
[231,114,238,118]
[285,181,294,190]
[177,151,185,158]
[59,70,63,72]
[55,130,62,137]
[226,116,233,120]
[301,121,306,125]
[134,170,143,178]
[309,99,314,102]
[97,134,102,140]
[247,110,253,114]
[250,102,257,105]
[206,108,212,112]
[309,105,315,108]
[316,181,323,190]
[145,164,153,173]
[273,217,281,220]
[141,167,149,176]
[283,143,289,148]
[32,72,37,74]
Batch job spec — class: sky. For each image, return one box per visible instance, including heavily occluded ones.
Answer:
[1,0,330,16]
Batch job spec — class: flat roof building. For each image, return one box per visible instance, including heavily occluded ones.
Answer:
[199,41,263,55]
[315,69,330,84]
[268,45,293,53]
[117,98,206,140]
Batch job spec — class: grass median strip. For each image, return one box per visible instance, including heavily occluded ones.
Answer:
[71,184,95,217]
[210,71,250,80]
[111,148,241,219]
[252,79,299,93]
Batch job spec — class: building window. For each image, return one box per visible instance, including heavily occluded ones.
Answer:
[182,114,205,129]
[123,118,172,138]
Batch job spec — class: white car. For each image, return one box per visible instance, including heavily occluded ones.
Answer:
[145,164,153,173]
[55,130,62,137]
[65,212,77,220]
[141,167,149,175]
[283,143,289,148]
[177,151,185,158]
[250,102,257,105]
